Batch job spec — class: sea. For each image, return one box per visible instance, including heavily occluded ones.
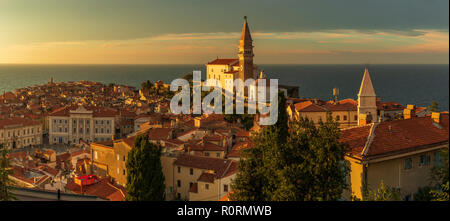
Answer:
[0,64,448,111]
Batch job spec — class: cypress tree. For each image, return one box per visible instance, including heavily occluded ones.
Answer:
[126,134,165,201]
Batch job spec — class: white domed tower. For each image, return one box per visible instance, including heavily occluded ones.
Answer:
[357,68,377,125]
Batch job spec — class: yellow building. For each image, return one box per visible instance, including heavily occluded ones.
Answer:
[170,154,238,201]
[90,136,134,186]
[340,112,449,200]
[288,99,358,129]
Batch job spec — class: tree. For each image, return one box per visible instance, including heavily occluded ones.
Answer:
[430,181,449,201]
[126,134,165,201]
[361,181,401,201]
[430,148,449,201]
[141,80,153,90]
[231,92,348,201]
[277,112,348,201]
[413,186,434,201]
[428,100,439,112]
[0,144,16,201]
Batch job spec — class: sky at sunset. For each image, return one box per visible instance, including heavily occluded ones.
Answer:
[0,0,448,64]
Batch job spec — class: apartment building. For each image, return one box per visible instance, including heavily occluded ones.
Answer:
[0,118,43,149]
[340,112,449,200]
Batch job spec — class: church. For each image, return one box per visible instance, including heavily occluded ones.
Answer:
[205,17,298,98]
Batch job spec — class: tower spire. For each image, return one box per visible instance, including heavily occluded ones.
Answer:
[240,16,252,42]
[358,68,376,97]
[238,16,254,83]
[357,67,378,125]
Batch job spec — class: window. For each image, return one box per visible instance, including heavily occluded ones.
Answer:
[189,168,193,175]
[434,152,442,167]
[224,184,228,192]
[117,168,120,174]
[336,115,340,121]
[419,155,431,166]
[177,180,181,188]
[123,169,125,175]
[93,151,98,159]
[205,152,210,157]
[123,156,126,162]
[117,154,120,161]
[205,184,209,190]
[404,158,412,170]
[354,115,358,121]
[216,153,220,158]
[177,167,181,173]
[343,115,347,121]
[189,182,193,188]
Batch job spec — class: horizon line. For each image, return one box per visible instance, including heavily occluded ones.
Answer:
[0,63,448,65]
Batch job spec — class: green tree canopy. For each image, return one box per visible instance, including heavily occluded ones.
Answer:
[231,92,348,201]
[141,80,153,90]
[126,134,165,201]
[359,181,401,201]
[0,144,16,201]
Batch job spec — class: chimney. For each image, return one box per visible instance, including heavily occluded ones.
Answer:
[359,113,372,126]
[403,104,416,119]
[431,112,441,124]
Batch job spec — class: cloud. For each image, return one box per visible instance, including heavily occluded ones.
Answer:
[2,29,448,64]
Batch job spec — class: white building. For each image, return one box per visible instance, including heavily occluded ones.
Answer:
[48,105,116,144]
[0,118,43,149]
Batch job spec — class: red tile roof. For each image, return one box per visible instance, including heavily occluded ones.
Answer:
[294,101,327,112]
[65,177,126,201]
[49,105,117,117]
[198,173,215,183]
[148,128,172,140]
[340,114,449,159]
[0,118,41,129]
[207,58,238,65]
[174,154,236,179]
[377,101,405,111]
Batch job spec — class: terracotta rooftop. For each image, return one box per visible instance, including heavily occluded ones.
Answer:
[148,128,172,140]
[207,58,238,65]
[197,172,215,183]
[340,114,449,160]
[174,154,237,179]
[0,118,41,129]
[65,177,126,201]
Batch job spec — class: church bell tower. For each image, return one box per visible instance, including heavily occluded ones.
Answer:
[357,68,378,125]
[238,16,254,82]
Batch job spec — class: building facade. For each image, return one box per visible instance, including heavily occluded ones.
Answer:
[340,112,449,200]
[0,118,43,149]
[48,105,116,145]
